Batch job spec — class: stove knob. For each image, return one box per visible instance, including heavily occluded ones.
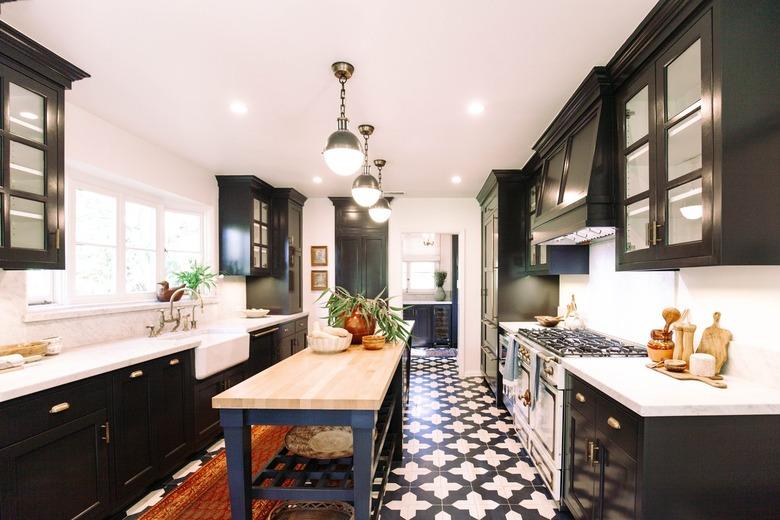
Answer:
[544,364,554,376]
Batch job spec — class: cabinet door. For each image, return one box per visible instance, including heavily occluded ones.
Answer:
[433,305,451,345]
[567,407,597,520]
[654,12,713,262]
[362,235,386,298]
[111,363,156,502]
[336,236,362,295]
[0,409,110,520]
[249,328,277,375]
[598,439,638,520]
[293,331,306,354]
[0,63,63,269]
[194,375,223,446]
[411,305,433,347]
[288,201,303,310]
[276,334,294,361]
[156,354,191,476]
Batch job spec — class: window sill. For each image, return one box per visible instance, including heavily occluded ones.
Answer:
[24,297,218,323]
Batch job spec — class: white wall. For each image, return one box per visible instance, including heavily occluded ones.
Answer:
[388,198,482,376]
[302,198,336,328]
[0,103,246,348]
[559,238,780,380]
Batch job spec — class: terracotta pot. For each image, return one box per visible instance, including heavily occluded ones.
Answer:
[343,308,376,345]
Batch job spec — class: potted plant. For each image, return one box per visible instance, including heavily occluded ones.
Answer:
[172,261,219,296]
[434,271,447,301]
[318,287,409,344]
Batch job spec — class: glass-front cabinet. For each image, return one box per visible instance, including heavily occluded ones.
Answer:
[527,167,548,272]
[617,11,713,269]
[0,62,65,269]
[252,196,271,273]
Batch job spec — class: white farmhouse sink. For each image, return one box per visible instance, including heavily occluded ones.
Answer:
[154,330,249,380]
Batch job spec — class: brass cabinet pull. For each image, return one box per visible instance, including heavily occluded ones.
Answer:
[49,402,70,414]
[575,392,586,403]
[130,370,144,379]
[586,439,594,463]
[169,358,180,366]
[607,416,622,430]
[101,422,110,444]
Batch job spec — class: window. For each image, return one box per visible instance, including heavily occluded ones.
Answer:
[402,261,437,292]
[27,176,208,306]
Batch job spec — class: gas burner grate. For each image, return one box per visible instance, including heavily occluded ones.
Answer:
[516,328,646,357]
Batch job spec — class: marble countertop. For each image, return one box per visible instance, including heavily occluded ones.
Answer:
[562,357,780,417]
[0,312,308,403]
[499,321,545,332]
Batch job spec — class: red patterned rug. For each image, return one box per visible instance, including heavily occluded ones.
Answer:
[141,425,291,520]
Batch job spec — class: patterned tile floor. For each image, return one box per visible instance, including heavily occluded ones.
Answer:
[123,353,572,519]
[381,355,572,519]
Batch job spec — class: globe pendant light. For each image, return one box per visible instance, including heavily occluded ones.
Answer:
[351,124,381,207]
[323,62,364,176]
[369,159,392,223]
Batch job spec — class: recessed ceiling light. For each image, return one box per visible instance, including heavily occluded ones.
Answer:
[229,101,248,115]
[19,111,38,120]
[467,101,485,115]
[313,176,323,184]
[451,176,462,184]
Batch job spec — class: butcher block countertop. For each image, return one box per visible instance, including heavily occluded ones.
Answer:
[213,341,406,411]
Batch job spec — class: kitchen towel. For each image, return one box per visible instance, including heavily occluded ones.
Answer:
[500,337,519,385]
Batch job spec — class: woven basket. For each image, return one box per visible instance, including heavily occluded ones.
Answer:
[0,341,48,358]
[361,335,386,350]
[307,333,352,354]
[268,501,354,520]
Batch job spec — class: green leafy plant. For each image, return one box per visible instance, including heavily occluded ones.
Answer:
[317,286,410,344]
[173,261,218,293]
[434,271,447,288]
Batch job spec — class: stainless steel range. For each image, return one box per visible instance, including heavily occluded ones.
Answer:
[502,327,645,503]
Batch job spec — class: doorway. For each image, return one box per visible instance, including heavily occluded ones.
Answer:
[399,232,460,358]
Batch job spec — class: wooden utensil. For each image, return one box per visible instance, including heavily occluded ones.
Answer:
[662,307,681,333]
[648,365,727,388]
[696,312,732,374]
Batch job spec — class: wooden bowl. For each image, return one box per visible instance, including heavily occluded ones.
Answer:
[664,359,687,372]
[534,316,562,328]
[284,426,353,459]
[361,335,386,350]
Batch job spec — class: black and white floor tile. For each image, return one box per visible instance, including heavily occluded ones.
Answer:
[381,356,572,520]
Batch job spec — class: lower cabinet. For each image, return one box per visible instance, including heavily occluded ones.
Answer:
[403,304,452,347]
[193,363,245,449]
[156,353,192,476]
[564,374,780,519]
[248,326,277,376]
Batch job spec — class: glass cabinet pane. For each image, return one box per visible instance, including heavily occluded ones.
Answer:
[261,248,268,269]
[10,196,45,249]
[253,222,260,244]
[626,143,650,198]
[541,148,565,211]
[253,246,261,268]
[261,224,268,246]
[529,183,537,214]
[253,199,261,221]
[667,110,702,180]
[625,199,650,252]
[10,141,45,195]
[666,39,701,119]
[625,86,649,146]
[668,178,703,245]
[9,83,45,143]
[539,245,548,265]
[261,202,269,223]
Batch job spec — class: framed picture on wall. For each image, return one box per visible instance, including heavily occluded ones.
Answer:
[311,270,328,291]
[311,245,328,266]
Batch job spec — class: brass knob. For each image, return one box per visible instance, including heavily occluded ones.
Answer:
[130,370,144,379]
[575,392,586,403]
[607,417,621,430]
[169,358,180,366]
[521,389,532,407]
[49,402,70,414]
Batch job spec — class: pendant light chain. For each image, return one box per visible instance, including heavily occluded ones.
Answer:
[363,132,370,173]
[337,76,348,130]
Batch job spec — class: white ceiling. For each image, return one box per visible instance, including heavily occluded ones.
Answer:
[1,0,657,198]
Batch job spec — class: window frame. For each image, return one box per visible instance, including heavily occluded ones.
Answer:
[402,260,439,294]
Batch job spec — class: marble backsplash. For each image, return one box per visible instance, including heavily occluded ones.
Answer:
[0,270,246,349]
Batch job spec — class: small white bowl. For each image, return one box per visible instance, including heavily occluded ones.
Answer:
[243,308,270,318]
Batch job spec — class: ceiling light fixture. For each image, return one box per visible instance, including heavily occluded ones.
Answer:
[229,101,248,115]
[369,159,392,223]
[323,62,364,176]
[351,124,381,207]
[467,100,485,115]
[451,175,462,184]
[313,176,323,184]
[19,111,38,120]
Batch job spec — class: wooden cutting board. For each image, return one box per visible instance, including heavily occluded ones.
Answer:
[648,365,727,388]
[696,312,733,374]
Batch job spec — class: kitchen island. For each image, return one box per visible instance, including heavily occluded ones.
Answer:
[213,338,409,520]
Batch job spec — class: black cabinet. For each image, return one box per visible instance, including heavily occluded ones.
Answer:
[0,377,110,520]
[0,22,88,269]
[564,374,780,519]
[156,353,192,477]
[331,197,388,296]
[613,1,780,269]
[403,304,452,348]
[193,363,245,450]
[248,326,278,376]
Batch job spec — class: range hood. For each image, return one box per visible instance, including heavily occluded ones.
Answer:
[530,68,616,246]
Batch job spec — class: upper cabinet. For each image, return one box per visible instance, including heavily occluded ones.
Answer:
[0,21,88,269]
[613,0,780,269]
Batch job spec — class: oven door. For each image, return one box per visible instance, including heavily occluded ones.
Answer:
[531,373,562,465]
